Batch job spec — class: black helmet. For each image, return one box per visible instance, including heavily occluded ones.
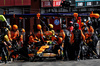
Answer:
[83,27,88,33]
[1,28,8,35]
[88,21,92,26]
[74,23,79,30]
[62,24,67,29]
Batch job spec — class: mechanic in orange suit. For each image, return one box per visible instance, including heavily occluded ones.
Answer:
[18,28,26,47]
[28,33,39,45]
[87,21,94,37]
[11,25,19,40]
[35,24,44,44]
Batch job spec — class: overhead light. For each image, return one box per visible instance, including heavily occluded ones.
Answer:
[69,1,71,3]
[84,19,87,22]
[78,2,83,6]
[96,1,99,5]
[87,2,92,6]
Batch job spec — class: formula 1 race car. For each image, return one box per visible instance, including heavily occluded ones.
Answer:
[28,40,63,62]
[28,31,64,61]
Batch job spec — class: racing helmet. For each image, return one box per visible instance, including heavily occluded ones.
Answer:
[13,25,18,30]
[37,24,42,30]
[87,21,92,26]
[83,27,88,33]
[74,23,79,30]
[69,21,73,26]
[49,24,53,29]
[22,28,25,33]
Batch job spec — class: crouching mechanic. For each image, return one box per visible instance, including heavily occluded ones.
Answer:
[36,24,44,44]
[28,32,40,48]
[70,23,85,60]
[0,28,12,62]
[19,27,41,61]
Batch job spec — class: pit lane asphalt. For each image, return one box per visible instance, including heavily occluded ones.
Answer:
[0,59,100,66]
